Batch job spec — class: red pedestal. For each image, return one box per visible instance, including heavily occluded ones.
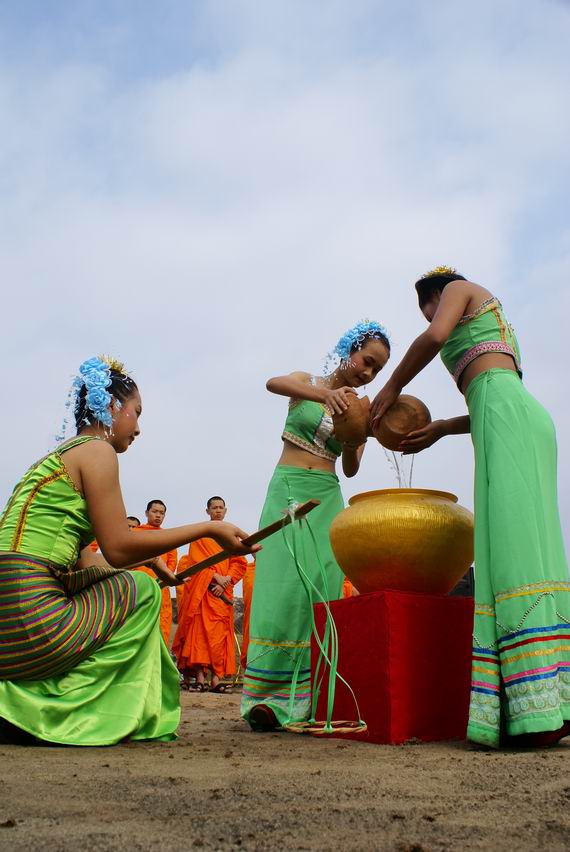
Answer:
[311,590,474,744]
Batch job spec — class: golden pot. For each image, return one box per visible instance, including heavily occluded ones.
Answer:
[330,488,474,595]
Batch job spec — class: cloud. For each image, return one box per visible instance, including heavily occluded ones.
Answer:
[0,0,569,553]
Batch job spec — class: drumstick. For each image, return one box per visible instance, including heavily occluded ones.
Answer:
[173,499,320,583]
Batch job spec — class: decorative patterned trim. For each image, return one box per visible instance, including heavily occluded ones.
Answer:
[11,470,66,551]
[475,604,496,617]
[499,622,570,644]
[496,581,570,602]
[453,341,521,384]
[250,636,311,649]
[459,297,499,324]
[492,307,507,344]
[282,431,338,461]
[0,478,28,536]
[503,644,570,666]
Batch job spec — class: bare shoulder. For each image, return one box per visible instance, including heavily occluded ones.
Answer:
[441,280,484,308]
[460,280,495,308]
[288,370,312,383]
[64,438,118,467]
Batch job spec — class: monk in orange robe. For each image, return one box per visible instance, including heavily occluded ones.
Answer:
[173,496,247,691]
[134,499,177,645]
[240,559,256,670]
[343,576,359,598]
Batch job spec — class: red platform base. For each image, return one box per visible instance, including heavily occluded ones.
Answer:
[311,590,474,744]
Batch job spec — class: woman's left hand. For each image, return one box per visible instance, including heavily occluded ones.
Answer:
[399,420,447,454]
[370,382,400,426]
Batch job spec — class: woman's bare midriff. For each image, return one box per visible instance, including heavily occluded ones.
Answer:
[458,352,518,395]
[277,440,337,473]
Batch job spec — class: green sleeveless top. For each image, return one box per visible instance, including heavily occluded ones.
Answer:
[440,297,522,386]
[0,436,97,568]
[282,377,343,462]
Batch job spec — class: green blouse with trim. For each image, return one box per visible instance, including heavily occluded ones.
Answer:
[281,378,342,462]
[440,297,522,386]
[0,436,96,568]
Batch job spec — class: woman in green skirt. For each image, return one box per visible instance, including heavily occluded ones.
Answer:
[241,322,390,730]
[371,267,570,748]
[0,356,256,746]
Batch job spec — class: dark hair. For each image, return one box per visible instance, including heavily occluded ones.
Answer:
[127,515,141,525]
[146,500,166,512]
[415,272,467,308]
[207,496,226,509]
[75,369,138,431]
[353,330,391,356]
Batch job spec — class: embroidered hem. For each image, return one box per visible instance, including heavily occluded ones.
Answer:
[453,341,521,384]
[282,431,338,461]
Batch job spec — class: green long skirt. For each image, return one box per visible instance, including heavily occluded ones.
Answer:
[0,560,180,746]
[241,466,344,727]
[466,369,570,748]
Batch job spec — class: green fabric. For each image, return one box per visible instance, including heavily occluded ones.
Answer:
[466,369,570,748]
[0,571,180,745]
[0,436,97,567]
[440,299,522,380]
[282,398,342,460]
[241,466,344,727]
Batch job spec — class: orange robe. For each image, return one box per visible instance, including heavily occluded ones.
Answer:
[134,524,178,646]
[173,538,247,678]
[240,560,256,670]
[343,576,356,598]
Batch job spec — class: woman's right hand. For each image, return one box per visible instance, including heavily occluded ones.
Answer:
[150,557,184,586]
[323,386,357,414]
[208,522,261,556]
[399,420,447,455]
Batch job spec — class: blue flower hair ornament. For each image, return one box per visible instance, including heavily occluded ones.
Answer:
[332,320,390,366]
[57,355,124,442]
[78,357,113,427]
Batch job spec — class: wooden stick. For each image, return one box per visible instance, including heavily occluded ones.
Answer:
[173,499,320,583]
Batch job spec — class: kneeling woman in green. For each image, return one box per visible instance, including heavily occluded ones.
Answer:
[371,268,570,749]
[241,322,390,730]
[0,357,256,746]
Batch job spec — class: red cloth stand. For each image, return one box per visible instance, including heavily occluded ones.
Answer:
[311,590,474,744]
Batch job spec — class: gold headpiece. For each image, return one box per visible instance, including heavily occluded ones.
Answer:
[99,355,128,375]
[420,265,458,280]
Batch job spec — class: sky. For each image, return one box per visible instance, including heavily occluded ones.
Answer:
[1,0,569,558]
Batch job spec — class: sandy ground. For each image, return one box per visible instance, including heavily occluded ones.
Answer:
[0,689,568,852]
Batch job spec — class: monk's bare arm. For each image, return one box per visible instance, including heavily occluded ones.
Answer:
[78,442,257,568]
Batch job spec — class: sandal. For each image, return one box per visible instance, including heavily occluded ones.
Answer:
[211,683,232,694]
[191,682,208,692]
